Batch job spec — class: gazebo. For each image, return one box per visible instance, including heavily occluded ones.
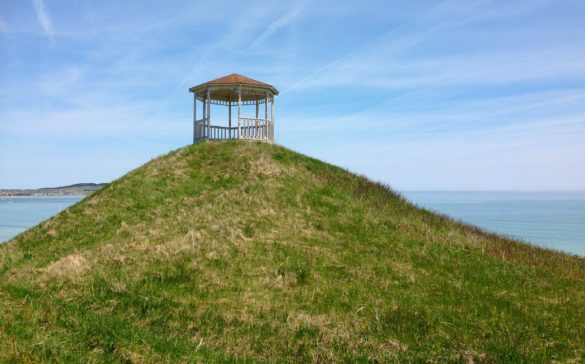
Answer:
[189,74,278,143]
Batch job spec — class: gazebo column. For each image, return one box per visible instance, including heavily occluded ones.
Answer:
[228,101,232,139]
[265,91,268,140]
[193,93,197,144]
[255,99,259,139]
[206,89,211,139]
[237,85,241,139]
[271,94,275,143]
[202,97,206,139]
[265,92,268,120]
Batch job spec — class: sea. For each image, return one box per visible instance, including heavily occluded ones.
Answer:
[0,192,584,256]
[0,196,83,243]
[402,191,585,256]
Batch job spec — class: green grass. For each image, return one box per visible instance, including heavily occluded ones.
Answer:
[1,141,583,363]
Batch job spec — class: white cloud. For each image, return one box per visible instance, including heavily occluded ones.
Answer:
[32,0,55,46]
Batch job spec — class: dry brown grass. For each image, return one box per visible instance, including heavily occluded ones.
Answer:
[42,252,89,280]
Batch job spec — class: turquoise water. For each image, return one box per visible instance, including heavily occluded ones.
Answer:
[1,193,584,257]
[402,191,585,256]
[0,196,82,243]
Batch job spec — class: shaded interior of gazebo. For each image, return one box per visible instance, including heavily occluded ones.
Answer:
[189,74,278,143]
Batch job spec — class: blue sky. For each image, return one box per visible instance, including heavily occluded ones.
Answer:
[1,0,584,190]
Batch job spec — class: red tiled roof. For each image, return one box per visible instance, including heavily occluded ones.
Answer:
[206,74,271,87]
[189,74,278,96]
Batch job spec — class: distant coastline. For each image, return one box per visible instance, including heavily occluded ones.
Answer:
[0,183,107,197]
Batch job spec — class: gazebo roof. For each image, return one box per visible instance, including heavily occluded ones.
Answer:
[189,74,278,103]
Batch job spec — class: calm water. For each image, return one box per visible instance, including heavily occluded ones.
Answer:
[0,196,82,243]
[1,193,584,256]
[402,191,585,256]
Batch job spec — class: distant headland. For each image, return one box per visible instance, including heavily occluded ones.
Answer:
[0,183,107,197]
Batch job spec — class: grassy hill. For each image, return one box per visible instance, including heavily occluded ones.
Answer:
[1,141,583,362]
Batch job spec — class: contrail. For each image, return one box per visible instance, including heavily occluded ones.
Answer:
[252,3,304,48]
[281,0,485,95]
[32,0,55,46]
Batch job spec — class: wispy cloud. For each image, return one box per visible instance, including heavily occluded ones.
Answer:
[281,0,577,95]
[280,0,486,94]
[252,3,304,48]
[37,67,82,96]
[148,48,211,123]
[0,16,7,33]
[32,0,55,46]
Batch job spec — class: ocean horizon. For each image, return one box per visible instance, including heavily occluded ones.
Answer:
[1,192,584,256]
[402,191,585,256]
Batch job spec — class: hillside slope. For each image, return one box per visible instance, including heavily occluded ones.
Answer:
[1,141,584,362]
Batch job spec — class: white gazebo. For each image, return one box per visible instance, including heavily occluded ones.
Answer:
[189,74,278,143]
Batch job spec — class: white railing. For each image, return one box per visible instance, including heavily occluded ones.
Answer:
[194,117,273,142]
[209,125,237,140]
[194,118,236,141]
[239,118,272,141]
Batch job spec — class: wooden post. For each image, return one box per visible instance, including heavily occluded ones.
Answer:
[206,89,211,140]
[237,85,241,139]
[193,93,197,143]
[255,100,258,139]
[228,101,232,139]
[265,91,269,140]
[271,94,275,142]
[265,92,268,120]
[202,97,206,139]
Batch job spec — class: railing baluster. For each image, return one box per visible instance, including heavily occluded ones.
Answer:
[232,118,273,141]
